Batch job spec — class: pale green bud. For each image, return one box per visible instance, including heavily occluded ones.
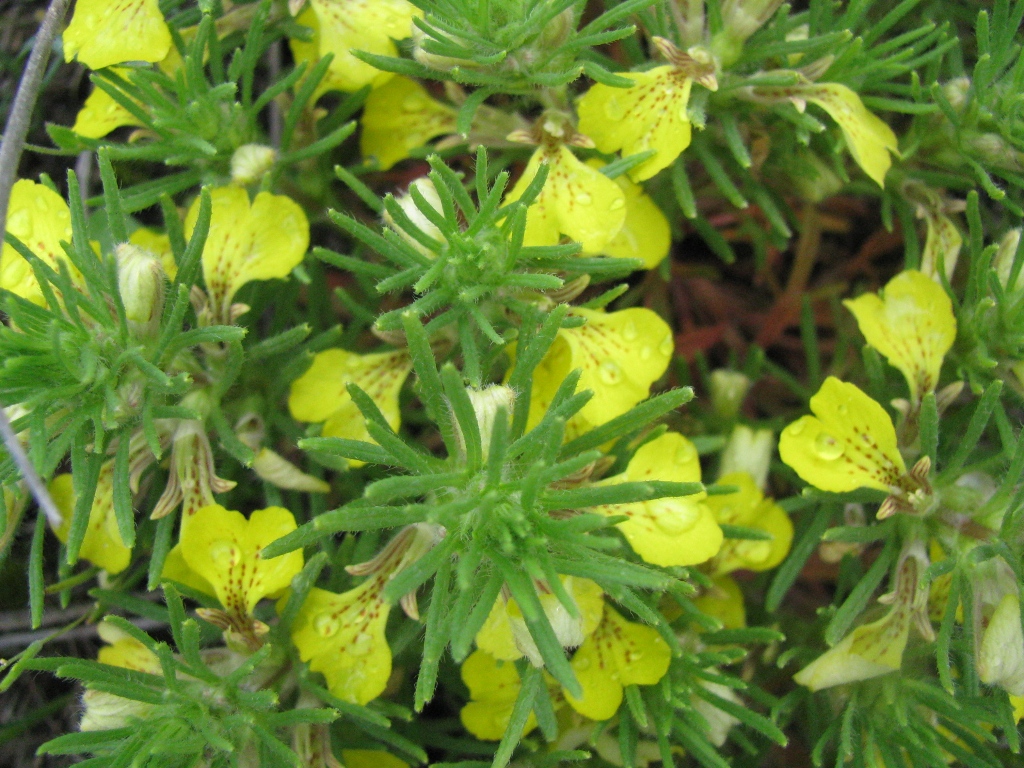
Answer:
[719,424,774,489]
[709,369,751,420]
[466,385,515,460]
[385,178,446,257]
[979,593,1024,696]
[994,228,1023,292]
[941,77,971,112]
[115,242,165,328]
[230,143,277,186]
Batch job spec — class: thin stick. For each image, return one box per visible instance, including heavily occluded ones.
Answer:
[0,0,72,529]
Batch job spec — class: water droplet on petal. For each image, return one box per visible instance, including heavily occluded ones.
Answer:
[787,421,805,437]
[610,198,625,211]
[659,334,674,356]
[34,197,48,212]
[598,360,622,385]
[622,321,638,340]
[575,192,592,206]
[650,499,699,534]
[675,442,695,465]
[575,655,592,671]
[313,613,340,638]
[7,210,30,238]
[814,432,844,460]
[350,630,374,655]
[209,539,239,567]
[837,404,848,415]
[640,346,652,360]
[604,96,626,121]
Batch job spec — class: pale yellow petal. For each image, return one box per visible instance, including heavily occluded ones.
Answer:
[843,270,956,401]
[803,84,898,187]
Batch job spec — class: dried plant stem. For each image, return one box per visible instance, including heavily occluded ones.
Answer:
[0,0,72,529]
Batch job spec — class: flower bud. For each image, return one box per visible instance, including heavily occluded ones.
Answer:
[942,77,972,112]
[994,228,1023,293]
[230,143,277,185]
[718,425,774,489]
[80,689,153,731]
[466,385,515,460]
[115,242,166,328]
[709,369,751,420]
[385,178,446,257]
[507,577,602,667]
[979,593,1024,695]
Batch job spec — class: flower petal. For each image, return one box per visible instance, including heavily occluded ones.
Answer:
[72,70,144,139]
[63,0,171,70]
[577,67,693,182]
[843,270,956,402]
[187,187,309,319]
[593,433,722,567]
[360,77,457,170]
[1,180,75,303]
[291,582,393,704]
[505,145,626,253]
[565,606,670,720]
[538,307,673,427]
[180,504,303,617]
[706,472,792,574]
[459,650,538,740]
[289,348,413,453]
[779,377,906,493]
[49,470,131,575]
[301,0,418,93]
[802,84,898,187]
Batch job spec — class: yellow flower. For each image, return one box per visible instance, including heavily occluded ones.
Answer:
[770,83,898,187]
[779,377,907,494]
[80,621,161,732]
[290,578,392,704]
[843,270,957,403]
[565,605,671,721]
[793,605,910,692]
[49,468,131,575]
[184,187,309,324]
[693,575,747,630]
[288,347,413,455]
[705,472,792,576]
[290,0,418,95]
[63,0,172,70]
[360,77,457,170]
[583,160,670,269]
[503,143,626,253]
[167,504,304,644]
[459,649,539,741]
[527,307,674,433]
[577,66,694,182]
[476,577,605,666]
[591,432,723,568]
[0,179,76,304]
[794,544,926,691]
[71,69,144,139]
